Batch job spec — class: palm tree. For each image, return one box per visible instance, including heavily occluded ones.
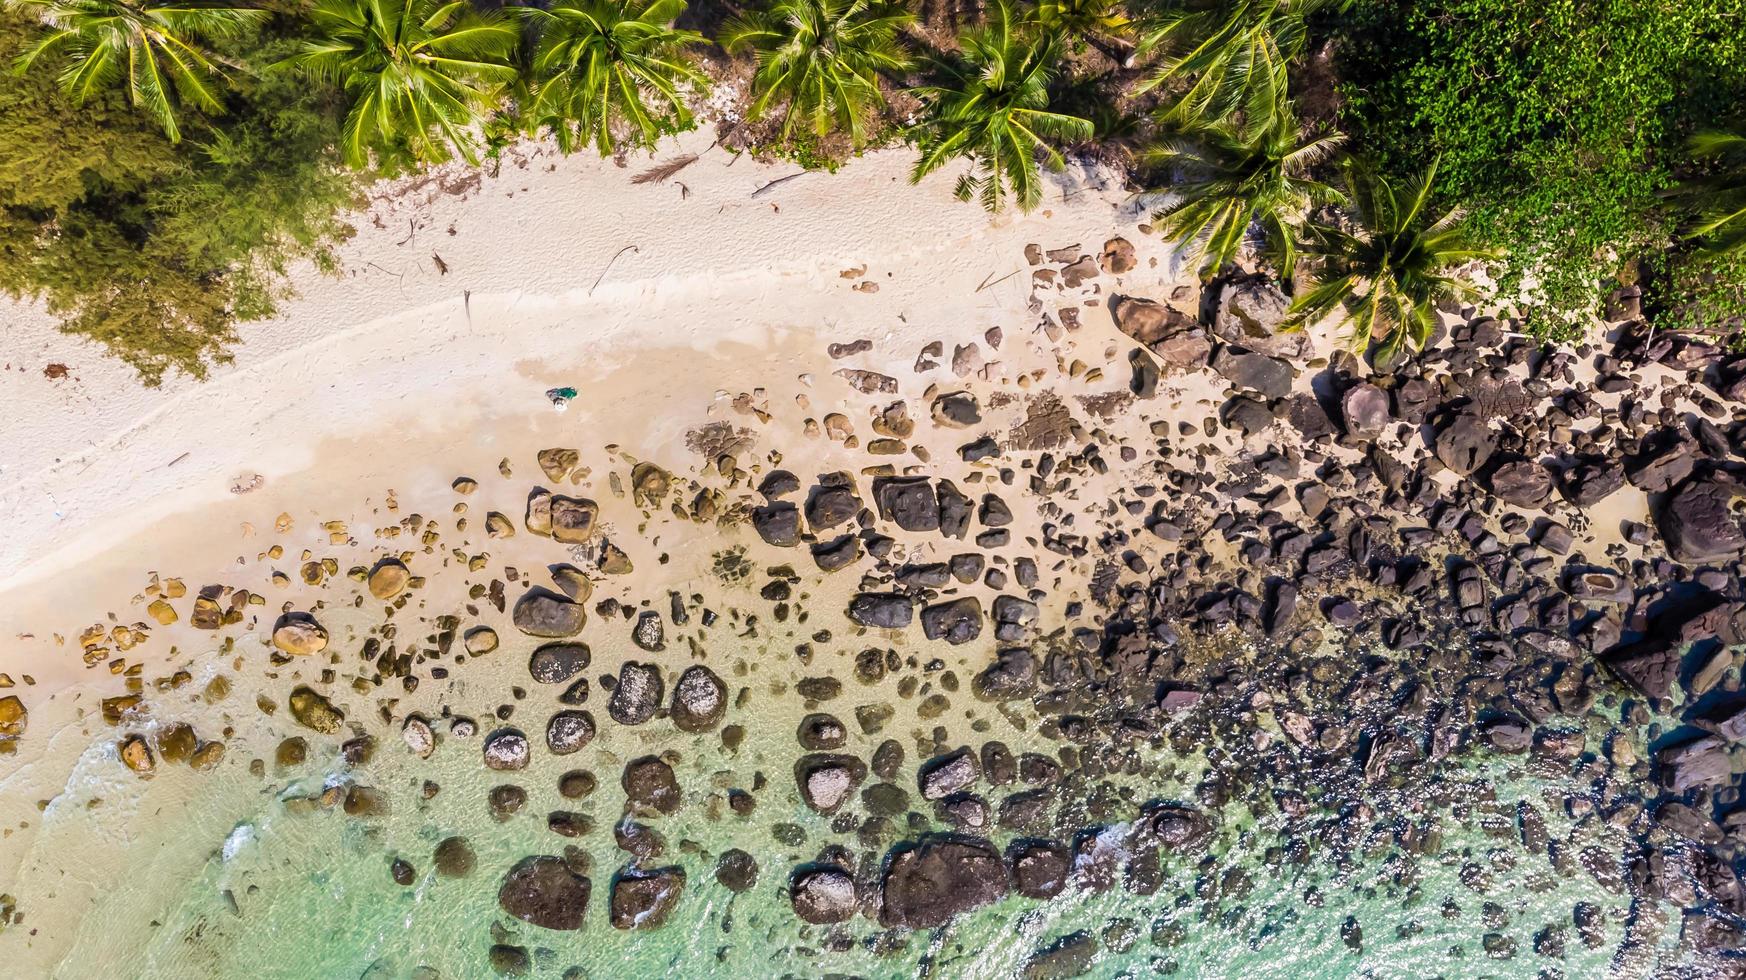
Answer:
[1135,0,1329,138]
[1030,0,1134,61]
[1673,127,1746,259]
[8,0,265,142]
[1284,158,1494,356]
[1145,110,1344,281]
[278,0,519,169]
[909,0,1092,212]
[721,0,912,148]
[528,0,706,156]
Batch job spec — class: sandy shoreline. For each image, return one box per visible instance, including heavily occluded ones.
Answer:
[0,132,1155,598]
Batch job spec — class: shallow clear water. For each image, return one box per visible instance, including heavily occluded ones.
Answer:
[28,633,1671,980]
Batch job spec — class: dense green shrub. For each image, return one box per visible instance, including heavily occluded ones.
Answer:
[1,17,359,384]
[1334,0,1746,334]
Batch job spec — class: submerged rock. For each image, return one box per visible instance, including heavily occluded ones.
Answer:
[288,687,344,734]
[608,662,664,725]
[879,836,1009,929]
[791,865,857,923]
[545,711,595,755]
[498,855,590,930]
[528,643,591,684]
[483,729,531,771]
[669,665,726,732]
[609,866,685,930]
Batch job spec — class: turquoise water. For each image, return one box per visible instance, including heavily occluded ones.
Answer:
[33,644,1673,980]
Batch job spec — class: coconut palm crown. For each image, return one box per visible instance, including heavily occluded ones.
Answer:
[721,0,912,147]
[278,0,519,169]
[1145,108,1345,281]
[528,0,706,156]
[908,0,1093,212]
[8,0,265,142]
[1136,0,1330,138]
[1674,127,1746,259]
[1284,158,1495,355]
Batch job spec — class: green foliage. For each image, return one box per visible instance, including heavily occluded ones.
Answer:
[1144,109,1344,281]
[909,0,1093,212]
[1285,158,1494,356]
[1672,128,1746,260]
[528,0,706,156]
[6,0,265,142]
[278,0,519,169]
[722,0,912,149]
[1136,0,1327,138]
[1335,0,1746,328]
[1,16,358,384]
[1031,0,1134,53]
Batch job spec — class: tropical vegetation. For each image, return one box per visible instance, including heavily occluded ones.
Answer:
[276,0,520,168]
[910,0,1091,212]
[0,0,1742,378]
[528,0,706,156]
[1144,111,1343,282]
[721,0,911,149]
[8,0,265,142]
[1284,159,1494,357]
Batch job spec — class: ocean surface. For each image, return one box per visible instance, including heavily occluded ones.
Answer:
[17,627,1671,980]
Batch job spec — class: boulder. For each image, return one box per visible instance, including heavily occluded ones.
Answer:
[879,836,1009,929]
[549,496,600,544]
[669,665,726,732]
[545,710,595,755]
[811,534,861,571]
[1661,476,1746,563]
[1209,276,1311,360]
[919,748,979,800]
[498,856,591,931]
[1219,395,1273,435]
[622,756,682,814]
[1489,459,1554,507]
[752,503,802,547]
[1109,295,1194,347]
[1340,383,1391,439]
[513,590,586,638]
[931,391,982,428]
[1099,236,1136,274]
[873,477,940,532]
[1285,393,1336,440]
[848,593,913,629]
[608,662,664,725]
[483,729,530,771]
[272,615,328,656]
[920,597,983,645]
[1433,413,1494,475]
[795,753,868,813]
[367,560,410,600]
[288,686,344,734]
[609,867,685,930]
[1209,346,1293,400]
[805,485,862,532]
[528,643,590,684]
[974,648,1037,700]
[791,865,857,924]
[1009,839,1071,899]
[631,611,664,652]
[1562,460,1625,507]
